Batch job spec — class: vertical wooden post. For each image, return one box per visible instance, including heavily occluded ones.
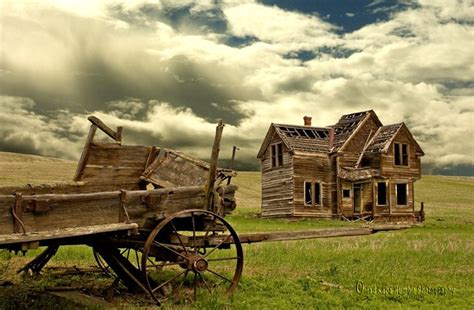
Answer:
[74,124,97,181]
[205,120,224,213]
[229,146,239,170]
[12,193,25,234]
[116,126,123,144]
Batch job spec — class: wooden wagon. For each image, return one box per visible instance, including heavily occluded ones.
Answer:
[0,116,413,305]
[0,116,242,304]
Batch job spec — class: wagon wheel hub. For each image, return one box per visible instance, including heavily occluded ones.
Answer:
[184,254,208,272]
[193,258,208,272]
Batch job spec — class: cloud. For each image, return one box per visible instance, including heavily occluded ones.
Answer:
[0,0,473,174]
[0,96,85,159]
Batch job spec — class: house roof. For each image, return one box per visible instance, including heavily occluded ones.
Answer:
[364,122,425,155]
[331,110,382,151]
[365,123,403,153]
[257,109,423,158]
[256,123,331,158]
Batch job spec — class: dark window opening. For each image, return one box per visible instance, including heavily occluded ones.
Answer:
[271,143,283,168]
[402,144,408,166]
[394,143,409,166]
[396,183,408,205]
[342,189,351,198]
[277,143,283,166]
[377,182,387,206]
[304,182,322,207]
[315,183,321,206]
[304,182,312,205]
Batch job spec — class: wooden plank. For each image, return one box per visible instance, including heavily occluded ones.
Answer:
[81,166,144,182]
[88,116,121,141]
[74,124,97,181]
[0,223,138,246]
[86,144,151,168]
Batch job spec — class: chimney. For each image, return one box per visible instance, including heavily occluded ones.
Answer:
[303,116,312,126]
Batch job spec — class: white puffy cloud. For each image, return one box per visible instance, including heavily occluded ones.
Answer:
[0,0,472,172]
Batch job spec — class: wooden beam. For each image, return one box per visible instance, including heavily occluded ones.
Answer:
[87,116,121,142]
[355,129,373,168]
[74,124,97,181]
[0,223,138,246]
[205,120,224,213]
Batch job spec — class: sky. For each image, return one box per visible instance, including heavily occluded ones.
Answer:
[0,0,473,175]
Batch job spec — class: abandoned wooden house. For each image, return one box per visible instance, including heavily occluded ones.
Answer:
[257,110,425,222]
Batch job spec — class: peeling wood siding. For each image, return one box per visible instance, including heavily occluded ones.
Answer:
[292,154,333,217]
[261,134,294,218]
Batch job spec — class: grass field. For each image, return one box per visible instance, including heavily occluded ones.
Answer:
[0,151,473,309]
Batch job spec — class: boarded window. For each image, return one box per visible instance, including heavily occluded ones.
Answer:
[271,143,283,168]
[396,183,408,205]
[394,143,409,166]
[342,189,350,198]
[304,182,322,207]
[377,182,388,206]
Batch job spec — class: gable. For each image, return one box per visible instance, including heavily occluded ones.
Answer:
[336,110,382,153]
[386,124,424,156]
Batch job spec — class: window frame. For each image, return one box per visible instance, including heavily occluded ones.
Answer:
[394,143,409,167]
[395,183,408,207]
[304,181,322,207]
[270,142,283,168]
[376,181,389,207]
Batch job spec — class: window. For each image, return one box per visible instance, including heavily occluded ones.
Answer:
[271,143,283,168]
[377,182,388,206]
[342,189,351,198]
[394,143,409,166]
[304,182,322,207]
[396,183,408,206]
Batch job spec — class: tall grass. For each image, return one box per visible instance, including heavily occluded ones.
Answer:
[0,154,473,309]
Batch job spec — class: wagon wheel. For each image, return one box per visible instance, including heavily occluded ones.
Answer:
[141,209,243,303]
[93,247,144,277]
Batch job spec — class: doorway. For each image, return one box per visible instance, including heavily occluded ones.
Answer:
[353,183,362,214]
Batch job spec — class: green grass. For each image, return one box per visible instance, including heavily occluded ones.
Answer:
[0,154,473,309]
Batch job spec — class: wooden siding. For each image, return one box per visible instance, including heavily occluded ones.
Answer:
[380,126,422,180]
[292,154,333,217]
[373,179,415,216]
[261,134,294,218]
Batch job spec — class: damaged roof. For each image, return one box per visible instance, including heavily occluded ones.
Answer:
[331,110,382,151]
[365,122,425,155]
[257,110,423,158]
[256,123,331,158]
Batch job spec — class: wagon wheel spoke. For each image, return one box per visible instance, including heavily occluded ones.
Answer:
[170,221,188,255]
[152,241,188,260]
[193,271,198,300]
[197,272,212,294]
[204,234,232,258]
[151,270,187,293]
[206,268,233,283]
[191,212,197,251]
[207,256,240,262]
[196,214,216,254]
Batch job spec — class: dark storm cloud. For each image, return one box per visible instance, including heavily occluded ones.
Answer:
[0,6,261,126]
